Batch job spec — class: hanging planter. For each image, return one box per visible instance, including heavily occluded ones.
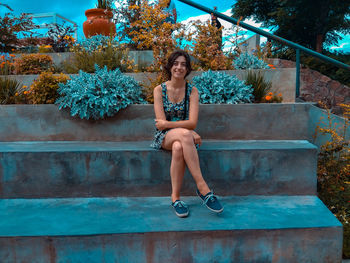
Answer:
[83,8,116,38]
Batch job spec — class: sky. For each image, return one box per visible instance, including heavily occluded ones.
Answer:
[0,0,349,52]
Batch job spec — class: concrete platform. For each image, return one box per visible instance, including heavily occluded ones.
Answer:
[0,140,317,198]
[0,196,342,263]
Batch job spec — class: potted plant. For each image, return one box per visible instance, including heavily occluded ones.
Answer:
[83,0,116,38]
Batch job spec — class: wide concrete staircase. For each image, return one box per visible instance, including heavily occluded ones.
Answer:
[0,103,343,263]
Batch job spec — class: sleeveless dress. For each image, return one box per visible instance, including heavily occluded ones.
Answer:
[151,82,193,149]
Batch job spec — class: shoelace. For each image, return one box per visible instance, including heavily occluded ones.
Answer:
[203,193,218,205]
[174,200,187,208]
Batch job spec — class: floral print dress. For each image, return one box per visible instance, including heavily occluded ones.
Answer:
[151,82,192,149]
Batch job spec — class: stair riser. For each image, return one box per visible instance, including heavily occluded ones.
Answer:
[0,148,317,198]
[0,228,342,263]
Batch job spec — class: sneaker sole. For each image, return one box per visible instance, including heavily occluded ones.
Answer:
[175,211,189,218]
[204,204,224,213]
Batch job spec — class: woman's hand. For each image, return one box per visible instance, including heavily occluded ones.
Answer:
[155,119,168,131]
[191,130,202,147]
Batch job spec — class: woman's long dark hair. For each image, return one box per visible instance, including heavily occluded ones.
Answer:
[164,50,192,80]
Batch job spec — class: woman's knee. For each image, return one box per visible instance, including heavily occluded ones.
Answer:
[172,141,183,158]
[180,129,194,144]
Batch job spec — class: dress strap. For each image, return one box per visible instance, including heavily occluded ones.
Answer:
[184,82,192,120]
[161,82,167,103]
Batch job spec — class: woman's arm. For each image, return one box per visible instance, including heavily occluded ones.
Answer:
[155,87,199,131]
[153,85,167,121]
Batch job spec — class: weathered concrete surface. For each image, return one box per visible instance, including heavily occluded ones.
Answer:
[2,68,295,102]
[0,196,343,263]
[0,140,317,198]
[0,103,314,142]
[0,103,346,146]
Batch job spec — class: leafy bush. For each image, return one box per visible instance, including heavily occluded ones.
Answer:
[28,72,69,104]
[315,103,349,258]
[261,91,283,103]
[0,53,15,75]
[189,20,233,71]
[63,35,134,73]
[234,51,270,69]
[38,45,54,53]
[192,70,253,104]
[0,77,27,104]
[14,54,54,74]
[46,23,75,52]
[56,65,145,120]
[245,70,273,103]
[0,12,38,52]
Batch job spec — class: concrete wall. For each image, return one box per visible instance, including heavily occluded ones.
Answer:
[2,68,296,103]
[0,103,347,147]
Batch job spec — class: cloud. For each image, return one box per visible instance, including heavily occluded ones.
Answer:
[179,9,267,51]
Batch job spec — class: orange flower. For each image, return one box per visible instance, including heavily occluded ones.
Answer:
[23,85,27,88]
[15,92,19,96]
[23,91,28,95]
[278,93,282,97]
[268,92,273,96]
[9,54,15,57]
[265,95,272,101]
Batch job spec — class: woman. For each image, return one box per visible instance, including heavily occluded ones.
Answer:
[151,50,223,218]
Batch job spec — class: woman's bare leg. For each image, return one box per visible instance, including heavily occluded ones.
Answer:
[162,128,210,196]
[169,141,186,202]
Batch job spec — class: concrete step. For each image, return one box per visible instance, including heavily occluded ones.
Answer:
[0,140,317,198]
[0,195,342,263]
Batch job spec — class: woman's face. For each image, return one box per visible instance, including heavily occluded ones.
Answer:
[171,56,187,80]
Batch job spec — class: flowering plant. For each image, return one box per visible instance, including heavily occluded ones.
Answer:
[96,0,114,10]
[261,92,283,103]
[0,52,15,75]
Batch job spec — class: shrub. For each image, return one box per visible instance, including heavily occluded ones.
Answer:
[14,54,54,74]
[234,51,270,69]
[189,20,233,71]
[192,70,253,104]
[314,103,349,258]
[56,65,146,120]
[0,53,15,75]
[0,12,38,52]
[261,91,283,103]
[38,45,53,53]
[245,70,272,103]
[28,72,69,104]
[0,77,27,104]
[63,35,134,73]
[46,23,75,52]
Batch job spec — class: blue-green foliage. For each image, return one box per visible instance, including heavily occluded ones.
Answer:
[192,70,253,104]
[233,52,269,69]
[77,35,117,52]
[56,65,145,120]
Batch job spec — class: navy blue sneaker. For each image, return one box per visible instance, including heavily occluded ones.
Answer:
[196,190,223,213]
[172,200,189,218]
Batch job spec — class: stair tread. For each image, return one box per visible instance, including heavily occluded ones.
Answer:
[0,195,340,237]
[0,140,317,152]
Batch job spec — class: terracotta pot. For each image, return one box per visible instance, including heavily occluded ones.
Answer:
[83,8,116,38]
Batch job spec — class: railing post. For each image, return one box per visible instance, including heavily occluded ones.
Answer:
[296,48,300,99]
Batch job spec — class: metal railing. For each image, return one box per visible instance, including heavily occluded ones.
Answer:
[29,13,78,40]
[178,0,350,98]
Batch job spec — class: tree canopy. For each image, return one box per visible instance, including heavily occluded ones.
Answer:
[231,0,350,52]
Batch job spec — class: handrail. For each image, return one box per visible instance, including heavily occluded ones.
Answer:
[178,0,350,98]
